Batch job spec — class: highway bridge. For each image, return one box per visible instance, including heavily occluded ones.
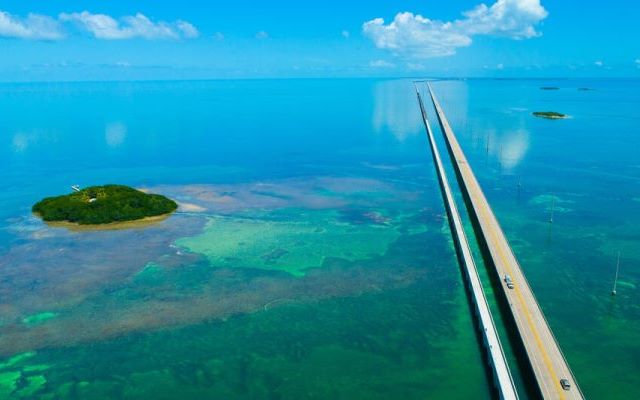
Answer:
[419,82,584,400]
[415,86,518,400]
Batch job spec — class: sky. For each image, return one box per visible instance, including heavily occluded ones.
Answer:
[0,0,639,81]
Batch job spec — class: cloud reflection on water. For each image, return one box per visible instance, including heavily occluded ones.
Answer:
[433,80,530,171]
[372,80,422,142]
[105,122,127,147]
[12,132,36,152]
[495,128,530,170]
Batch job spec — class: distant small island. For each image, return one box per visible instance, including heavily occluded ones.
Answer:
[532,111,567,119]
[33,185,177,226]
[540,86,560,90]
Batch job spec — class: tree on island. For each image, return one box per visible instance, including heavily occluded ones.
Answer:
[33,185,177,225]
[532,111,567,119]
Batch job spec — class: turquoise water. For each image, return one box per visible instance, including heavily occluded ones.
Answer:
[429,79,640,398]
[0,78,638,398]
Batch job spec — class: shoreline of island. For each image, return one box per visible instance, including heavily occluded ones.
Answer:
[41,212,173,231]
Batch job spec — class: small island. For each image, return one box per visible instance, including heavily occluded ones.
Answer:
[532,111,567,119]
[33,185,177,226]
[540,86,560,90]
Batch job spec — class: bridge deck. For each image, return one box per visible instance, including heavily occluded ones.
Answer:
[416,87,518,400]
[427,84,583,400]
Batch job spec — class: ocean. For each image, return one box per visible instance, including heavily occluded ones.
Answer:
[0,78,638,398]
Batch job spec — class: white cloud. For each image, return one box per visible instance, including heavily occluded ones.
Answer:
[213,32,224,40]
[363,13,470,58]
[369,59,395,68]
[59,11,198,40]
[457,0,547,38]
[176,20,199,38]
[363,0,547,59]
[636,59,640,68]
[496,63,504,69]
[341,30,350,38]
[255,30,269,40]
[0,10,64,40]
[594,60,603,67]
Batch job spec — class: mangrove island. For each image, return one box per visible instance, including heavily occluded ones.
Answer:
[33,185,177,225]
[532,111,567,119]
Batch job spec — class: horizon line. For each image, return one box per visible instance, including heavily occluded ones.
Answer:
[2,76,640,85]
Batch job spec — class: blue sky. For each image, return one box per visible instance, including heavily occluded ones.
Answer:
[0,0,639,81]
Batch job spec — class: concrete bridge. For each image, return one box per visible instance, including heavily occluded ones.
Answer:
[419,82,584,400]
[415,86,518,399]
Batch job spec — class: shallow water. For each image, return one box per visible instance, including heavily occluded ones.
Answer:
[0,78,638,398]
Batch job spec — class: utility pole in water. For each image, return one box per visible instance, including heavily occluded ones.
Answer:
[517,177,522,198]
[612,251,621,296]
